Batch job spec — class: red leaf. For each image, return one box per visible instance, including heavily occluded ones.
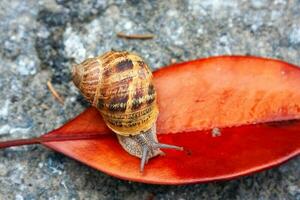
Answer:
[42,56,300,184]
[155,56,300,133]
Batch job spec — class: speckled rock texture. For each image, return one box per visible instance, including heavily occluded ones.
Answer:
[0,0,299,199]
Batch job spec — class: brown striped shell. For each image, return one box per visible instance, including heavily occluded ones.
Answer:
[72,51,159,136]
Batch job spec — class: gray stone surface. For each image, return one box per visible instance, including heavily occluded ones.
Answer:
[0,0,299,199]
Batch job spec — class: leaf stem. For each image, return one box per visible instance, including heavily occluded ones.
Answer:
[0,133,103,149]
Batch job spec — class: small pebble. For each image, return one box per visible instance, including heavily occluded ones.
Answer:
[212,127,221,137]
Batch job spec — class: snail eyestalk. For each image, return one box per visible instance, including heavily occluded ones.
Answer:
[140,145,148,172]
[153,143,184,151]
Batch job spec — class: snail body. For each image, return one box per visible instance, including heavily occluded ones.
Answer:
[72,51,182,171]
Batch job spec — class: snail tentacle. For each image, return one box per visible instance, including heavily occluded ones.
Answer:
[140,145,149,172]
[153,143,184,151]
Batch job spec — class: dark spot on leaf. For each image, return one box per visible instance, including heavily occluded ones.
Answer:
[185,149,192,156]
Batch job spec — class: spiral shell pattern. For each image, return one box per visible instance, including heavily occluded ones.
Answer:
[72,51,159,136]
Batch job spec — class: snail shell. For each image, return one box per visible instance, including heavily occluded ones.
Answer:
[72,51,158,136]
[72,51,182,172]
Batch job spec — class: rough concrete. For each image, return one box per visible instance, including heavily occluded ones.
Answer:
[0,0,299,199]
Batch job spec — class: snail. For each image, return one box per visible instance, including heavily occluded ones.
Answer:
[72,51,183,172]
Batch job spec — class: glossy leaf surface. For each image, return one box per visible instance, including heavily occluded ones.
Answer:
[43,56,300,184]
